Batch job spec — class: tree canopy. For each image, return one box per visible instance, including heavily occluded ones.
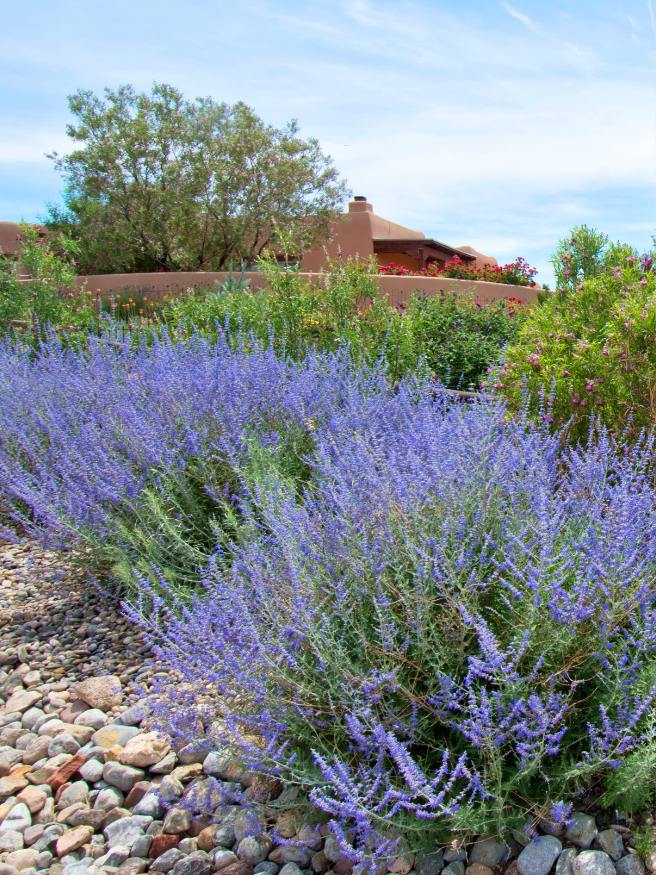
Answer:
[49,83,349,273]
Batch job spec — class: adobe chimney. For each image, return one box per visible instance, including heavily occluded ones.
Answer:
[349,196,373,213]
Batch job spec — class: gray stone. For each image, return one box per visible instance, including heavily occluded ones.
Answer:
[572,851,615,875]
[159,775,184,803]
[556,849,578,875]
[163,805,192,834]
[0,830,24,852]
[93,786,124,811]
[178,739,216,765]
[179,837,198,854]
[415,854,444,875]
[518,836,563,875]
[279,865,305,875]
[566,814,598,850]
[150,751,178,774]
[58,780,90,809]
[213,823,236,848]
[597,831,623,862]
[172,851,214,875]
[616,857,644,875]
[48,733,80,756]
[442,864,465,875]
[150,849,185,873]
[237,835,272,864]
[471,839,510,868]
[201,751,230,777]
[0,803,31,836]
[131,834,153,858]
[255,863,280,875]
[104,815,153,850]
[96,846,131,867]
[103,761,145,792]
[271,845,313,867]
[74,709,108,731]
[78,758,104,783]
[116,702,149,727]
[132,790,165,818]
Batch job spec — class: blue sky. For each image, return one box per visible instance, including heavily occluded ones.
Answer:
[2,0,656,283]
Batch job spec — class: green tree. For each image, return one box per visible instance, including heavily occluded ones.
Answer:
[48,83,349,273]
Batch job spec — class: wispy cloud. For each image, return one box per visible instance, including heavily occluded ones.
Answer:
[499,1,537,30]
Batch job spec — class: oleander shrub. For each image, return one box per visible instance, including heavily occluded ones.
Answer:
[499,243,656,438]
[379,256,538,286]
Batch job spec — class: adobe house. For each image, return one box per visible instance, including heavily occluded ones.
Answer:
[300,197,497,273]
[0,222,47,260]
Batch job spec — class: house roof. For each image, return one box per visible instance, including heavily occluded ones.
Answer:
[373,237,476,261]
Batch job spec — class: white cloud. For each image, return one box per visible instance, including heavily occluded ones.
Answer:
[499,1,537,30]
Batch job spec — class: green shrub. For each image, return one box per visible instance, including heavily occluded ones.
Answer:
[161,258,525,388]
[500,236,656,438]
[0,225,96,335]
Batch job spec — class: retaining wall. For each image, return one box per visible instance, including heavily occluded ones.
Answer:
[77,271,540,307]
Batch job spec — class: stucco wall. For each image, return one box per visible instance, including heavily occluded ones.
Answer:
[77,271,539,307]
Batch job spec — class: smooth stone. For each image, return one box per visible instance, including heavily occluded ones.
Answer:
[3,691,41,714]
[177,740,216,765]
[92,726,140,750]
[237,835,272,864]
[416,853,444,875]
[131,834,153,858]
[0,829,24,852]
[597,831,624,862]
[572,852,615,875]
[150,848,185,872]
[73,710,107,731]
[517,837,563,875]
[556,851,578,875]
[78,759,104,783]
[96,845,131,867]
[104,814,153,850]
[150,751,177,774]
[279,864,304,875]
[93,786,124,811]
[0,803,31,836]
[616,858,644,875]
[255,863,280,875]
[48,734,80,757]
[442,865,465,875]
[471,839,510,869]
[103,762,145,792]
[120,733,171,768]
[566,814,598,850]
[132,790,164,818]
[163,806,192,834]
[55,825,94,857]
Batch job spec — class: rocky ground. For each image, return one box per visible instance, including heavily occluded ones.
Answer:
[1,542,654,875]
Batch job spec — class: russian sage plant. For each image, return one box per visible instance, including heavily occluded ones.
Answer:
[2,330,656,857]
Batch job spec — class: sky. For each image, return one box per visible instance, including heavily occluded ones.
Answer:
[2,0,656,284]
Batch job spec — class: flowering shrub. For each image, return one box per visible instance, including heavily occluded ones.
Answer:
[163,259,525,388]
[379,256,538,287]
[132,379,656,858]
[499,241,656,438]
[3,331,656,854]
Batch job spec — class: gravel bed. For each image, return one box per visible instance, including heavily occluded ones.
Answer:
[1,541,654,875]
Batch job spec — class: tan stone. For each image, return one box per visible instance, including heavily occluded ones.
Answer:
[16,785,47,813]
[0,796,16,822]
[2,689,41,714]
[4,848,39,871]
[0,767,31,799]
[120,732,171,768]
[73,675,123,711]
[170,763,203,783]
[55,824,93,856]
